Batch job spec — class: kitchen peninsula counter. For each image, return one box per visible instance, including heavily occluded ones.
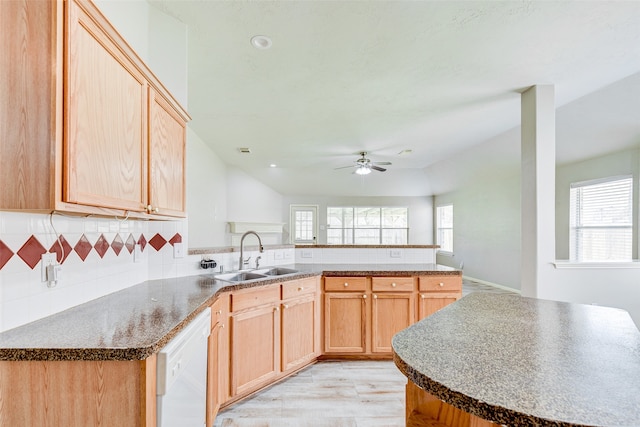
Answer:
[392,293,640,427]
[0,263,458,361]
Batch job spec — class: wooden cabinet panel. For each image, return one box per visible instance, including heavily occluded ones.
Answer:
[371,292,415,353]
[231,286,280,312]
[324,277,367,292]
[230,304,280,397]
[148,88,186,217]
[323,292,367,353]
[419,276,462,292]
[65,0,147,211]
[0,0,62,210]
[281,294,317,372]
[207,296,228,427]
[372,277,415,292]
[418,292,461,320]
[0,357,156,427]
[282,278,316,299]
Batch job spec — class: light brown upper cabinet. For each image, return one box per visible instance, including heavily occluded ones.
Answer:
[0,0,189,218]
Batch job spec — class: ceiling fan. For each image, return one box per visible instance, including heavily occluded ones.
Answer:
[335,152,392,175]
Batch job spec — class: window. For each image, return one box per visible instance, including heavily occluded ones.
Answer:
[326,207,408,245]
[436,205,453,253]
[570,176,633,262]
[290,205,318,245]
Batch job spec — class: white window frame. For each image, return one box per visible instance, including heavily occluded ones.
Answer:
[436,204,453,255]
[290,205,318,245]
[326,206,409,245]
[569,175,633,262]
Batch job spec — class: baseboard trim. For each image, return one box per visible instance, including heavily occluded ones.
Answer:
[463,275,521,294]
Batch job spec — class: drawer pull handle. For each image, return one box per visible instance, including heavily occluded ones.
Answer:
[391,283,396,287]
[439,282,444,287]
[344,283,349,287]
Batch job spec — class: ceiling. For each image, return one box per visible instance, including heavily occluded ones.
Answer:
[149,0,640,197]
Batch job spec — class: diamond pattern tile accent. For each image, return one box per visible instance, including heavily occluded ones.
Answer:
[0,240,14,270]
[94,234,110,258]
[125,234,136,254]
[169,233,182,246]
[74,234,93,261]
[49,236,73,264]
[138,234,147,252]
[17,235,46,269]
[111,234,124,256]
[149,233,167,251]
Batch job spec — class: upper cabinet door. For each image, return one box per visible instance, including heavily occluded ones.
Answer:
[65,0,148,212]
[148,88,186,217]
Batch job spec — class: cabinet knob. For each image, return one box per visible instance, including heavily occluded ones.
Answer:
[421,294,426,299]
[283,304,289,309]
[146,204,159,213]
[298,287,304,291]
[274,306,280,312]
[391,283,397,287]
[373,294,377,299]
[216,310,222,314]
[439,282,444,287]
[221,323,225,328]
[362,294,367,299]
[344,283,349,287]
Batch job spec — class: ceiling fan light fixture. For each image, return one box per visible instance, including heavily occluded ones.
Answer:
[355,166,371,175]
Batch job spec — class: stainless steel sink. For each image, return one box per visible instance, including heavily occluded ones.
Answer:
[215,271,267,282]
[254,267,299,276]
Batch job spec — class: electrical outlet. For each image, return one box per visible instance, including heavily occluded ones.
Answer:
[173,242,185,259]
[300,250,312,259]
[390,249,402,258]
[274,251,283,260]
[41,253,57,282]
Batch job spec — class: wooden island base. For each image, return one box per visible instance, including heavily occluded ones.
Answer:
[406,382,499,427]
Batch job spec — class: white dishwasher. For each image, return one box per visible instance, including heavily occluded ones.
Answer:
[157,307,211,427]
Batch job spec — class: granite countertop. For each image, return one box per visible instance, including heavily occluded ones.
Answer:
[0,263,457,362]
[392,293,640,427]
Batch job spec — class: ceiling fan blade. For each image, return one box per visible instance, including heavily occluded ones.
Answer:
[373,161,392,166]
[334,165,355,170]
[371,165,387,172]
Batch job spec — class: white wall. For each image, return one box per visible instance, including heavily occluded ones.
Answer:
[282,195,433,245]
[186,128,228,248]
[434,172,521,289]
[227,167,284,224]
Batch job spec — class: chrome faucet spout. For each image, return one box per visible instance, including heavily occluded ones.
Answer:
[239,231,264,270]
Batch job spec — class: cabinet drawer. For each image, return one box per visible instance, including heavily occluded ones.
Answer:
[371,277,414,292]
[282,279,316,300]
[419,276,462,292]
[324,277,367,292]
[231,285,280,312]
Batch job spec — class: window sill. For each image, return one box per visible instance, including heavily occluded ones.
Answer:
[437,251,454,257]
[553,260,640,269]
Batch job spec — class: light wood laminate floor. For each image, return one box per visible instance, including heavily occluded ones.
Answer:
[214,360,406,427]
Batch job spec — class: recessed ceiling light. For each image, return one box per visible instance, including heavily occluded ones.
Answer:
[251,35,272,50]
[270,164,277,168]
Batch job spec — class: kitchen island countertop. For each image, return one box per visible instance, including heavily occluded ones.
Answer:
[393,292,640,427]
[0,263,458,361]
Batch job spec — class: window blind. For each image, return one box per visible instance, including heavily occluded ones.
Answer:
[570,176,633,261]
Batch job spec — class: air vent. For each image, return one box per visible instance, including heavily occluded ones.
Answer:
[238,147,251,154]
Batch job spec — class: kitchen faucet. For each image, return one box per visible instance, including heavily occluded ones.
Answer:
[239,231,264,270]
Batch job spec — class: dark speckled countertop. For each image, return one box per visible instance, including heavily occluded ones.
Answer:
[0,263,457,362]
[392,293,640,427]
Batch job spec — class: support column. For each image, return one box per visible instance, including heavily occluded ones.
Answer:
[521,85,556,298]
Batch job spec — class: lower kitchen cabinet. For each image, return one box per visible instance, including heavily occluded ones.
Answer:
[0,357,157,427]
[281,277,321,372]
[417,275,462,320]
[207,295,229,426]
[371,292,415,353]
[230,296,280,397]
[227,277,320,402]
[323,291,368,353]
